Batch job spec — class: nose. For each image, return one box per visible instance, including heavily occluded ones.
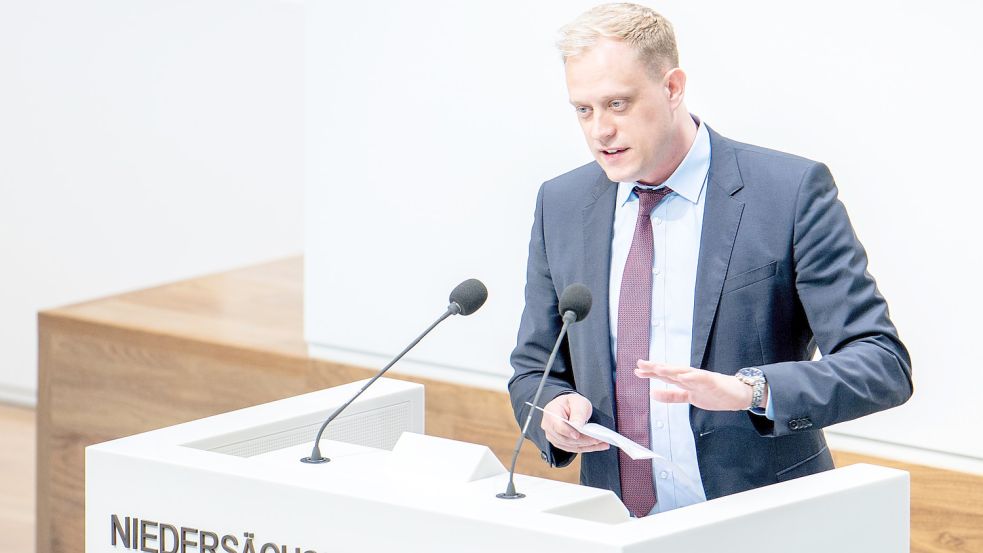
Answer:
[590,111,616,143]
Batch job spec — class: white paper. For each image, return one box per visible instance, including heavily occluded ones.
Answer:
[525,403,702,492]
[528,403,658,461]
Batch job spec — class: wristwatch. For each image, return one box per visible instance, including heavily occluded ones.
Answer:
[735,367,767,410]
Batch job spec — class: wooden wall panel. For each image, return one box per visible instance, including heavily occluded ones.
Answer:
[0,404,34,553]
[832,451,983,553]
[37,315,314,553]
[36,257,979,553]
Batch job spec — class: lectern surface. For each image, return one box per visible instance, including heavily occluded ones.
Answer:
[86,378,909,553]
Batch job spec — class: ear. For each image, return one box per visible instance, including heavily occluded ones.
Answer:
[664,68,687,109]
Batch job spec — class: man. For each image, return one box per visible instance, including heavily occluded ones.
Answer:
[508,3,912,518]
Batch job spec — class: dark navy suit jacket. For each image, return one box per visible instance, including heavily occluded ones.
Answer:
[508,127,913,501]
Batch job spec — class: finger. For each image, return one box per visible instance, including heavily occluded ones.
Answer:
[561,442,610,454]
[637,370,685,387]
[634,361,674,378]
[544,429,573,452]
[547,438,581,454]
[545,429,605,452]
[651,388,691,403]
[551,442,606,454]
[574,442,611,453]
[550,431,605,449]
[566,396,593,427]
[544,425,604,447]
[643,373,685,387]
[674,370,708,388]
[636,360,691,379]
[543,415,584,440]
[633,359,659,376]
[634,367,686,387]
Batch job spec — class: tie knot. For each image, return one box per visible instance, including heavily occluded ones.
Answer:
[634,186,672,216]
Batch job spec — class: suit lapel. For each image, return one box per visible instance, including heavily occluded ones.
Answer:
[582,171,618,413]
[691,129,745,370]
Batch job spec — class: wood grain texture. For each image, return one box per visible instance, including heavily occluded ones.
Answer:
[0,404,35,553]
[832,451,983,553]
[35,256,980,553]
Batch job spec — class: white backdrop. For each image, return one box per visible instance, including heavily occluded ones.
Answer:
[0,0,304,405]
[306,1,982,465]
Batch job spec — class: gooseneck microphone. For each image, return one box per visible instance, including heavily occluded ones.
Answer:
[498,283,592,499]
[301,278,488,464]
[447,278,488,316]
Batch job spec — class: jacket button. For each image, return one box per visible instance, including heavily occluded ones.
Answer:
[541,451,549,463]
[789,420,801,430]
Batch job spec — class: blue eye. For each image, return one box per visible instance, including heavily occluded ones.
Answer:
[576,106,592,117]
[610,99,627,110]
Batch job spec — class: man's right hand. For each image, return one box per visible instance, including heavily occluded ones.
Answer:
[541,393,610,454]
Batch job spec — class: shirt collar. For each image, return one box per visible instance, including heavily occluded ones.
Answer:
[617,117,711,207]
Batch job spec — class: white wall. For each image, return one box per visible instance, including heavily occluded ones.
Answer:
[0,1,304,405]
[306,1,983,470]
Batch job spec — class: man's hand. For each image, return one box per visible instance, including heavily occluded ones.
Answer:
[634,361,765,411]
[541,394,610,453]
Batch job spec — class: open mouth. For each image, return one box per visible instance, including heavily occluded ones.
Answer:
[601,147,629,159]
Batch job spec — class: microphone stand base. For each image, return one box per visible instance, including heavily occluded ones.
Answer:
[300,456,331,464]
[496,492,526,500]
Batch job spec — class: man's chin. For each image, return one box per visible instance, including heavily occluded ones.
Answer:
[595,156,639,183]
[598,165,635,184]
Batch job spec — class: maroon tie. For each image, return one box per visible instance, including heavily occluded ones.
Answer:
[616,185,672,518]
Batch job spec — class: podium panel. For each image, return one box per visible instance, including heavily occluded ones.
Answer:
[86,378,909,552]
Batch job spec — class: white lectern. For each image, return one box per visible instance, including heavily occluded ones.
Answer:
[86,378,909,552]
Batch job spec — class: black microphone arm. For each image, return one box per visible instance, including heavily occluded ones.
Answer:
[301,278,487,464]
[498,283,592,499]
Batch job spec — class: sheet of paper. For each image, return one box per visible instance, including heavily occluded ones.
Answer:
[525,403,702,492]
[527,402,657,461]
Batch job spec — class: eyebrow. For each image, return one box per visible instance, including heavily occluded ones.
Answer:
[568,93,635,106]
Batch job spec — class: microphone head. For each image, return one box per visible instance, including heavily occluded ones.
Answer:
[558,283,592,322]
[449,278,488,316]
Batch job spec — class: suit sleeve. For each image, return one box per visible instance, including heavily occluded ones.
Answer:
[751,163,913,437]
[507,183,578,468]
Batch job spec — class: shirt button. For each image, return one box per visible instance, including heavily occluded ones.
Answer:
[653,321,662,328]
[659,471,669,479]
[652,267,661,276]
[654,421,665,429]
[653,217,663,226]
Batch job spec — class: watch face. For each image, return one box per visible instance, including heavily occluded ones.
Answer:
[738,367,764,379]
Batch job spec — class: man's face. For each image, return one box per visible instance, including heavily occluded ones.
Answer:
[564,38,677,184]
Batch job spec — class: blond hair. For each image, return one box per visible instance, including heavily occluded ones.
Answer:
[557,3,679,74]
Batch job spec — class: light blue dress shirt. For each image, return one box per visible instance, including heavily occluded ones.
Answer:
[608,120,774,514]
[608,121,711,513]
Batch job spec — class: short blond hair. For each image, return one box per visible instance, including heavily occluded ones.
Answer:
[557,3,679,74]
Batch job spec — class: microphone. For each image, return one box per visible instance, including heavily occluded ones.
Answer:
[497,283,592,499]
[558,283,592,323]
[448,278,488,316]
[301,278,488,464]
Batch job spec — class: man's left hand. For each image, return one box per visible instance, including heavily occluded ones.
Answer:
[634,361,764,411]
